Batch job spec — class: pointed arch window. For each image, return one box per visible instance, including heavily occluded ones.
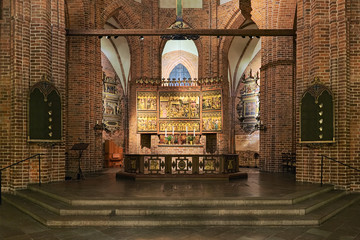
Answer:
[169,64,191,86]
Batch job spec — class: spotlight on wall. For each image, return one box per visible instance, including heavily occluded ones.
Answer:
[98,36,103,39]
[114,36,119,39]
[106,36,111,39]
[241,36,246,38]
[256,36,260,39]
[254,121,266,131]
[217,36,220,39]
[249,36,253,39]
[139,36,144,40]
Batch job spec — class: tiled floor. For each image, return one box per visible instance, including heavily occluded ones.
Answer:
[0,169,359,240]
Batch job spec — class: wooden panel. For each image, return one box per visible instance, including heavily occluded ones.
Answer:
[67,29,296,37]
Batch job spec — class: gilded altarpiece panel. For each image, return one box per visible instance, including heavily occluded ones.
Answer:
[202,90,222,111]
[158,91,201,134]
[135,88,223,135]
[137,91,157,111]
[202,89,222,133]
[137,91,158,133]
[159,121,200,132]
[159,92,200,119]
[137,112,157,132]
[202,112,222,132]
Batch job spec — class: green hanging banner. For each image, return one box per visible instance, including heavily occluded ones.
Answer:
[300,78,335,143]
[28,79,62,142]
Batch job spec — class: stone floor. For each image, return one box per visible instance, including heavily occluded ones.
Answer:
[26,168,322,200]
[0,168,359,240]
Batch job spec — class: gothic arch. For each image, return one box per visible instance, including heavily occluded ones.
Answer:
[65,0,87,28]
[102,0,142,28]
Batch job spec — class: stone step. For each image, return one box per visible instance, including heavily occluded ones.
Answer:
[2,193,359,227]
[27,184,334,207]
[13,188,345,216]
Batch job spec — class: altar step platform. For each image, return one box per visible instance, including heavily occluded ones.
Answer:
[2,177,360,227]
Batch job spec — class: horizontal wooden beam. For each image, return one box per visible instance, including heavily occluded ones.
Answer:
[66,28,295,37]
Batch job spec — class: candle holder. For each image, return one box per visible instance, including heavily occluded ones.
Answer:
[187,135,194,145]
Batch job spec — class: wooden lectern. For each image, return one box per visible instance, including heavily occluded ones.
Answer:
[71,143,89,180]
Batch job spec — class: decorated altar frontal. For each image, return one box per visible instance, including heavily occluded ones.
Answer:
[116,154,247,180]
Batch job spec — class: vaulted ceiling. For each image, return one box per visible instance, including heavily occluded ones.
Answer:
[102,17,131,92]
[228,20,260,94]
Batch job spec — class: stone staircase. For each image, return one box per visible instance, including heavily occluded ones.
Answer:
[2,185,359,227]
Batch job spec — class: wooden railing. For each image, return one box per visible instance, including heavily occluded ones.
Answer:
[124,154,239,175]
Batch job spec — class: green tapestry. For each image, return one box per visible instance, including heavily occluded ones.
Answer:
[301,83,334,143]
[29,81,61,142]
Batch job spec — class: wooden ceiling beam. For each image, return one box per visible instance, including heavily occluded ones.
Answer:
[66,28,295,37]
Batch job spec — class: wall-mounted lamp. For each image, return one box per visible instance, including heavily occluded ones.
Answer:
[93,120,104,131]
[254,121,266,131]
[139,36,144,40]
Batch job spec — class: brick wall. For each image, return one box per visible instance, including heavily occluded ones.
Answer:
[65,0,104,176]
[253,0,297,173]
[0,0,66,191]
[349,0,360,191]
[296,0,360,190]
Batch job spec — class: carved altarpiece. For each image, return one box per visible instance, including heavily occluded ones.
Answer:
[237,73,260,134]
[102,73,123,131]
[136,85,223,138]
